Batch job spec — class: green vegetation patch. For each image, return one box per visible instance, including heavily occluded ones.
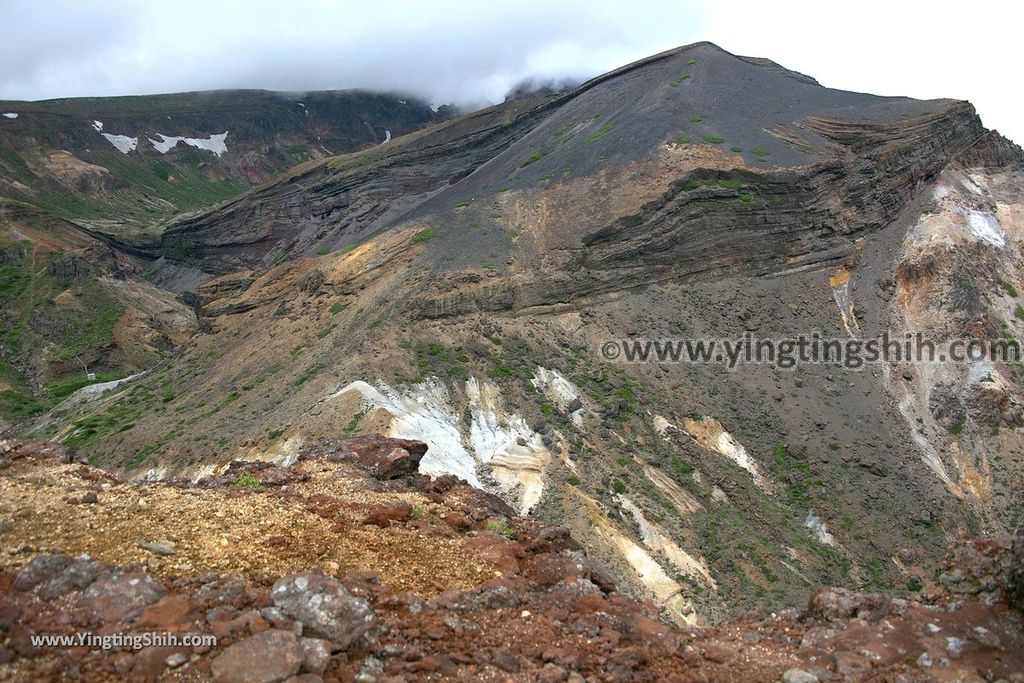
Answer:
[587,122,615,141]
[411,228,436,244]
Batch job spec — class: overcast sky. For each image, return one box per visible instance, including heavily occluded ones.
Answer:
[0,0,1019,142]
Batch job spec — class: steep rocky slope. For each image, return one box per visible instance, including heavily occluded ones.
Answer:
[0,89,439,243]
[1,439,1022,682]
[0,90,441,427]
[23,42,1024,627]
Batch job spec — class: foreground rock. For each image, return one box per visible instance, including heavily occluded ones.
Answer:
[300,434,428,480]
[0,441,1022,681]
[210,630,304,683]
[272,572,376,648]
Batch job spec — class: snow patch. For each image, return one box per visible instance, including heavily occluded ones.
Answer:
[91,120,103,131]
[148,132,229,157]
[382,130,391,143]
[963,209,1005,247]
[101,133,138,154]
[805,511,838,547]
[3,112,19,119]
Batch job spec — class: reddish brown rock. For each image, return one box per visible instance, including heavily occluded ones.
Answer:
[362,501,413,527]
[524,553,581,587]
[79,569,167,623]
[461,533,525,575]
[444,511,473,531]
[210,629,304,683]
[137,594,198,631]
[803,587,894,623]
[302,435,427,479]
[627,614,679,653]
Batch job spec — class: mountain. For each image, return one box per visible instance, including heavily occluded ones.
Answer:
[11,42,1024,626]
[0,89,441,424]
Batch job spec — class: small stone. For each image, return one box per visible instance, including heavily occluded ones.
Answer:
[138,540,177,556]
[782,669,819,683]
[299,637,332,674]
[165,652,188,668]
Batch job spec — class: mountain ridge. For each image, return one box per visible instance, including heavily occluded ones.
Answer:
[5,41,1024,631]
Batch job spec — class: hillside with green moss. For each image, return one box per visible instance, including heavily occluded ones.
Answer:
[0,89,441,426]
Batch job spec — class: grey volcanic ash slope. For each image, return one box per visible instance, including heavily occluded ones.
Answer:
[37,42,1024,621]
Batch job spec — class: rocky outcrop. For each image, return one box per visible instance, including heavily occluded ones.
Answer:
[2,441,1023,682]
[299,434,428,480]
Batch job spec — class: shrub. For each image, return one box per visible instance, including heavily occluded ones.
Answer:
[674,134,692,145]
[612,480,627,494]
[568,475,581,486]
[411,228,436,244]
[315,246,330,255]
[234,472,264,489]
[1015,305,1024,321]
[703,134,724,144]
[689,115,703,123]
[948,421,964,435]
[998,277,1019,297]
[670,73,691,87]
[672,459,694,478]
[730,146,743,153]
[485,520,516,539]
[752,147,771,158]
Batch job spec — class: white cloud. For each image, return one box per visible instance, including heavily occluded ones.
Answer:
[0,0,1018,143]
